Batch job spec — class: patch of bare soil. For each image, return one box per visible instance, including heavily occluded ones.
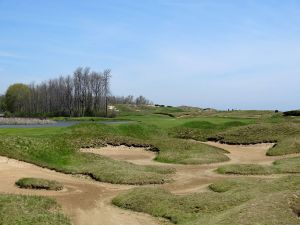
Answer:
[1,142,296,225]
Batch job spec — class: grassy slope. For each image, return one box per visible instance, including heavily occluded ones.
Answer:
[0,129,174,185]
[0,113,236,184]
[209,121,300,155]
[154,139,229,164]
[170,119,254,141]
[1,106,300,224]
[113,176,300,225]
[0,194,71,225]
[0,107,299,183]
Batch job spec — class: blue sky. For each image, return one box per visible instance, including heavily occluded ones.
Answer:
[0,0,299,110]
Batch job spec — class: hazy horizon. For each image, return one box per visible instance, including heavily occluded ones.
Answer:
[1,0,299,111]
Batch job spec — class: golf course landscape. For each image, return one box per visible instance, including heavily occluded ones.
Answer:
[0,105,300,225]
[1,1,300,224]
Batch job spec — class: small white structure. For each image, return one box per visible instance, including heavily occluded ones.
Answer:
[108,105,119,112]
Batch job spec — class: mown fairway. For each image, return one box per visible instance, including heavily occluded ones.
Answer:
[0,106,300,224]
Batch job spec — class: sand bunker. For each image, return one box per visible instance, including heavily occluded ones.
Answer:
[82,142,278,166]
[0,156,161,225]
[81,145,158,165]
[1,141,296,225]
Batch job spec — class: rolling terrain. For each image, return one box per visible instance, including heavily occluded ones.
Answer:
[0,105,299,225]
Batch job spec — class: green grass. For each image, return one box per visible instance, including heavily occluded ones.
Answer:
[170,119,254,141]
[113,187,249,224]
[217,156,300,175]
[210,122,300,144]
[115,108,300,158]
[113,176,300,225]
[0,131,174,185]
[273,156,300,173]
[216,164,277,175]
[267,135,300,156]
[15,178,64,191]
[209,121,300,156]
[1,108,300,224]
[154,140,230,164]
[0,119,231,186]
[0,194,71,225]
[0,110,299,185]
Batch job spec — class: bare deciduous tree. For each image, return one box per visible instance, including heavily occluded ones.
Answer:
[5,67,112,117]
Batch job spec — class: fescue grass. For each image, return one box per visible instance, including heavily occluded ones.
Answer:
[208,121,300,156]
[210,122,300,144]
[216,164,277,175]
[0,120,231,185]
[16,178,64,191]
[154,139,230,164]
[0,194,71,225]
[171,120,253,141]
[273,156,300,173]
[113,187,249,224]
[217,156,300,175]
[267,135,300,156]
[1,107,300,224]
[0,108,299,181]
[113,176,300,225]
[0,132,174,185]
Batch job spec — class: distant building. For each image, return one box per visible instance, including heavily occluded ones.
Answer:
[108,105,119,112]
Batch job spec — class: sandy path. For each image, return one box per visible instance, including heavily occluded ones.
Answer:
[0,142,296,225]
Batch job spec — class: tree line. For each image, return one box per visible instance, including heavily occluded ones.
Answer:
[2,67,111,117]
[109,95,152,105]
[0,67,152,117]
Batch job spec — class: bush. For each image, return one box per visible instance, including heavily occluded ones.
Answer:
[283,110,300,116]
[4,111,12,118]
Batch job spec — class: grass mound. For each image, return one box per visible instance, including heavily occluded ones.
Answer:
[210,122,300,145]
[217,156,300,175]
[113,176,300,225]
[16,178,63,191]
[0,194,71,225]
[217,164,276,175]
[171,119,252,141]
[113,187,249,224]
[209,122,300,156]
[201,191,300,225]
[154,139,229,164]
[267,136,300,156]
[65,152,175,184]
